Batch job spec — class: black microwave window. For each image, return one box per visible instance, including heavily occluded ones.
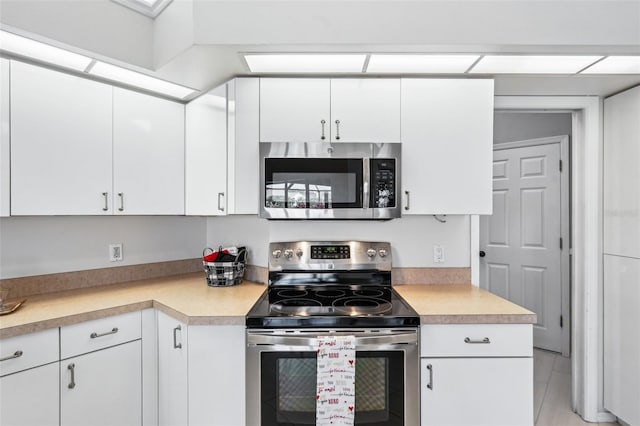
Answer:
[265,158,363,209]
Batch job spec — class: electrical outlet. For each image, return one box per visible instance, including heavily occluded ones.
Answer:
[433,245,445,263]
[109,243,123,262]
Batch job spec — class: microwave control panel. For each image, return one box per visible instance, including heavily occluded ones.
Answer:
[371,159,396,208]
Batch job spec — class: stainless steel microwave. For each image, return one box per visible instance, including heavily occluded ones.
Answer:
[260,142,401,220]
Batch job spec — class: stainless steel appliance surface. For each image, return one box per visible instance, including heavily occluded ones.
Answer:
[260,142,401,220]
[246,241,419,426]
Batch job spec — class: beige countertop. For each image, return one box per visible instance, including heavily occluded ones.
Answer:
[1,274,535,339]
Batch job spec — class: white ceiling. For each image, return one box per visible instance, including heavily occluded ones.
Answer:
[1,0,639,98]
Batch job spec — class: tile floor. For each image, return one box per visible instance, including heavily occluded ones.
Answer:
[534,349,618,426]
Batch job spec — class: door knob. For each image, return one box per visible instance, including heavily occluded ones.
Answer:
[479,250,486,257]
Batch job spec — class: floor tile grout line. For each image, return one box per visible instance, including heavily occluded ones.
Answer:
[535,352,555,425]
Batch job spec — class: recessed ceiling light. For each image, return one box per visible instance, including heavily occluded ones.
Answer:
[469,55,603,74]
[367,54,480,73]
[0,30,92,72]
[580,56,640,74]
[244,54,367,73]
[89,61,196,99]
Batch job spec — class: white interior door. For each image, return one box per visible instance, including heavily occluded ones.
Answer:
[480,139,566,353]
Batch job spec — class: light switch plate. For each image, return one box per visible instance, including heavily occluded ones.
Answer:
[109,243,123,262]
[433,245,445,263]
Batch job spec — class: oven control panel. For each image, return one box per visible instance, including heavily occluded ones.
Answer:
[269,241,392,271]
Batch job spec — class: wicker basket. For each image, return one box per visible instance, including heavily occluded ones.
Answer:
[202,247,246,287]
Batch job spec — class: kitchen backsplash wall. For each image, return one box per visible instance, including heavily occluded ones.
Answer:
[0,216,206,279]
[206,215,471,268]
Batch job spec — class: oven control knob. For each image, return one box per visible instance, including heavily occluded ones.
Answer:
[378,249,388,258]
[284,249,294,260]
[296,249,304,258]
[272,249,282,259]
[367,248,377,258]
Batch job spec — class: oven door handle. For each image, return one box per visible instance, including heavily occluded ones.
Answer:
[247,332,418,348]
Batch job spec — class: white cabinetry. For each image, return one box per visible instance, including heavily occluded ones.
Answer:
[0,328,59,426]
[259,78,400,143]
[10,60,113,215]
[1,58,10,217]
[60,311,142,426]
[401,79,494,214]
[158,310,188,426]
[114,88,185,215]
[420,324,533,426]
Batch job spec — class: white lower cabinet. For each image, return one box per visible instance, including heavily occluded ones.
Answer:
[61,340,142,426]
[420,324,533,426]
[0,362,59,426]
[158,311,188,426]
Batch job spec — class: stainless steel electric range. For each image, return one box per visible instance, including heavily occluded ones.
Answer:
[246,241,420,426]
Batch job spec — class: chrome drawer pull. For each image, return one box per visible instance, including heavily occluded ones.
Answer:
[426,364,433,390]
[173,325,182,349]
[90,327,119,339]
[404,190,410,211]
[118,192,124,211]
[334,119,341,140]
[102,192,109,211]
[68,363,76,389]
[0,350,23,362]
[320,119,326,140]
[464,337,491,344]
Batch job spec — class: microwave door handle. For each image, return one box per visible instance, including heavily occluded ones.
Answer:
[363,159,370,209]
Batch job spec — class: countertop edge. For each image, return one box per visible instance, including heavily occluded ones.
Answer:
[420,313,538,324]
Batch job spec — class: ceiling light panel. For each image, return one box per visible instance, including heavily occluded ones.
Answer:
[244,54,367,73]
[469,55,603,74]
[367,54,480,73]
[581,56,640,74]
[89,61,196,99]
[0,30,92,72]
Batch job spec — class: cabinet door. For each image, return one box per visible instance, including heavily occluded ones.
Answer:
[61,340,142,426]
[157,311,188,426]
[402,79,494,214]
[260,78,330,143]
[10,61,113,215]
[330,79,400,143]
[421,357,533,426]
[0,362,59,426]
[185,84,227,216]
[188,325,245,426]
[113,88,185,215]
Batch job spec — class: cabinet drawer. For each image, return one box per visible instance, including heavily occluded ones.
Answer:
[0,328,59,376]
[61,311,141,359]
[421,324,532,357]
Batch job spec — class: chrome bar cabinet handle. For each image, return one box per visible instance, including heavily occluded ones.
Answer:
[118,192,124,211]
[173,325,182,349]
[404,190,410,211]
[90,327,118,339]
[217,192,225,212]
[334,119,341,140]
[426,364,433,390]
[464,337,491,344]
[320,119,326,140]
[68,363,76,389]
[0,350,23,362]
[102,192,109,211]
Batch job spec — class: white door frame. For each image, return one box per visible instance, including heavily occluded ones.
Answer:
[471,96,615,423]
[488,135,571,357]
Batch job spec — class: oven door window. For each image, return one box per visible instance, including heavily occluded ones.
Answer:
[264,158,363,209]
[260,351,404,426]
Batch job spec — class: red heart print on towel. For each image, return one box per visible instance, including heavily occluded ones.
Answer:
[348,406,354,412]
[348,359,354,365]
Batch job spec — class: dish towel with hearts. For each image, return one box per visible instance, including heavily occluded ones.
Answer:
[316,335,356,426]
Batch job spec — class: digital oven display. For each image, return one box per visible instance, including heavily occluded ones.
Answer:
[310,245,350,259]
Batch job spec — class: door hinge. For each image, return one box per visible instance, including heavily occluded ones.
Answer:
[560,315,564,328]
[560,237,563,250]
[559,160,563,172]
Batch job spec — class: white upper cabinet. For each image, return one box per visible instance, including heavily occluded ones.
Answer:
[1,58,10,217]
[10,61,113,215]
[185,84,228,216]
[401,79,494,215]
[259,78,401,143]
[260,78,330,143]
[113,88,185,215]
[604,86,640,259]
[330,79,401,143]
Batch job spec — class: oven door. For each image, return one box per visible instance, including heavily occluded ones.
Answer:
[246,329,419,426]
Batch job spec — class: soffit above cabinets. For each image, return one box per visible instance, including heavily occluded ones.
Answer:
[110,0,173,18]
